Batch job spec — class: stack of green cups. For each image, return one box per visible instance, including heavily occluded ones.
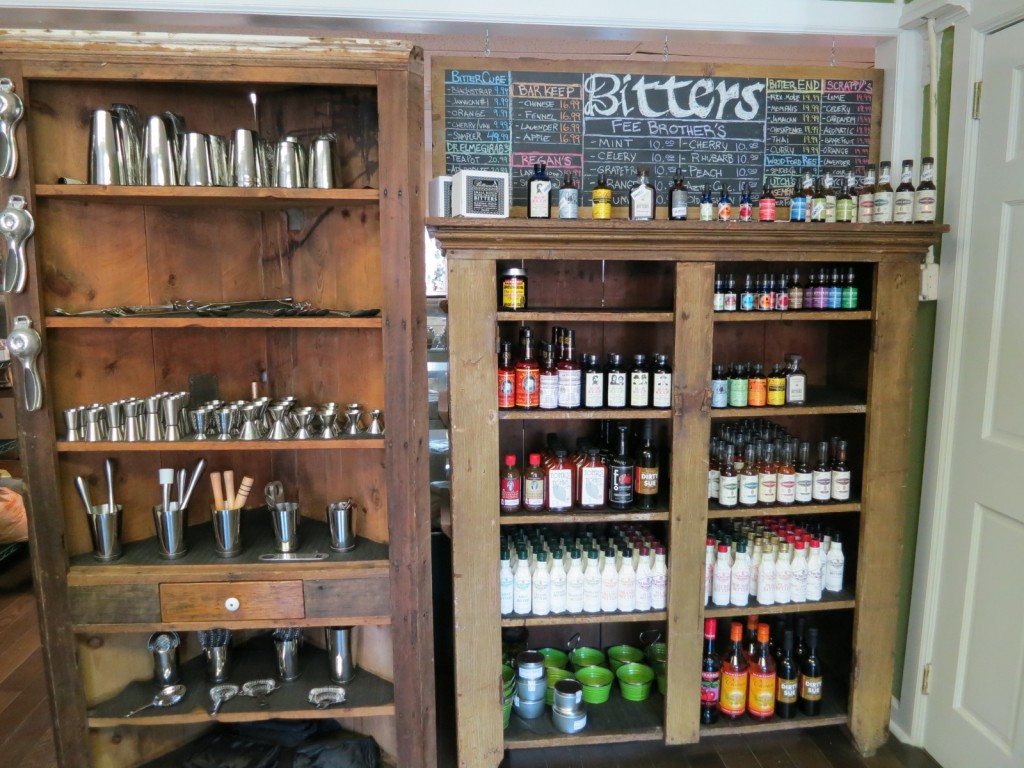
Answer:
[502,664,515,729]
[616,662,655,702]
[607,644,645,672]
[646,642,668,695]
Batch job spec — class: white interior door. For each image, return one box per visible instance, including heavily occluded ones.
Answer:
[923,19,1024,768]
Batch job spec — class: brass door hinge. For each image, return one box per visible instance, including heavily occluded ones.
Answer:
[922,663,932,695]
[972,82,983,120]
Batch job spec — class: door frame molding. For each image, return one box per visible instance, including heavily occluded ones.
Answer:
[897,0,1024,746]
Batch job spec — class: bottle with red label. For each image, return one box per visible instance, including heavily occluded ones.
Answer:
[537,340,559,410]
[546,447,574,512]
[719,621,748,719]
[498,340,515,410]
[747,622,776,721]
[608,424,635,510]
[700,618,722,724]
[514,328,539,409]
[499,454,521,513]
[522,453,546,511]
[758,182,776,222]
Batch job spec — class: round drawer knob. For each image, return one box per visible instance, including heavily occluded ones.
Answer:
[225,597,240,612]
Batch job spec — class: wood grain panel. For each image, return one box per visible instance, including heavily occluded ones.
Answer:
[69,583,161,626]
[303,576,391,620]
[159,580,304,622]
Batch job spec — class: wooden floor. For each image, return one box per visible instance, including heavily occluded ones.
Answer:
[1,547,943,768]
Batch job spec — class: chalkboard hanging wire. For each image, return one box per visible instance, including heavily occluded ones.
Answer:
[663,35,669,62]
[831,38,837,67]
[484,28,492,58]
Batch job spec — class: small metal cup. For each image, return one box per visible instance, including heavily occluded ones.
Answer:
[325,626,356,683]
[205,644,231,683]
[142,115,178,186]
[207,134,229,186]
[149,632,181,686]
[272,137,304,188]
[274,638,302,682]
[211,507,241,557]
[229,128,260,187]
[110,104,143,185]
[271,502,301,553]
[307,134,337,189]
[326,500,355,552]
[184,131,212,186]
[88,503,122,561]
[153,501,188,559]
[88,109,122,185]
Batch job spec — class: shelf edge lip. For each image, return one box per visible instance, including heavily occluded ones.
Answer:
[86,703,397,728]
[703,594,855,618]
[56,438,385,452]
[67,559,392,584]
[72,616,393,633]
[500,511,671,525]
[496,310,674,322]
[504,727,665,749]
[33,184,380,205]
[707,502,861,519]
[501,610,668,627]
[44,316,383,330]
[499,408,673,420]
[710,404,867,417]
[699,713,847,737]
[713,311,872,322]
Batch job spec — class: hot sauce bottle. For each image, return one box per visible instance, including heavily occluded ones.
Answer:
[556,329,581,409]
[522,453,546,511]
[500,454,521,513]
[719,621,748,720]
[747,623,776,721]
[497,340,515,410]
[538,340,559,411]
[514,329,539,409]
[546,447,574,512]
[701,618,722,724]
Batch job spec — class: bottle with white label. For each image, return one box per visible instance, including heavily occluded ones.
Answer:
[712,543,732,607]
[914,156,937,223]
[650,353,672,408]
[556,329,581,409]
[582,354,604,409]
[500,549,514,615]
[757,444,778,505]
[669,176,689,220]
[558,173,579,219]
[739,445,759,506]
[790,541,808,603]
[513,548,532,615]
[601,547,620,612]
[527,162,552,219]
[546,448,574,511]
[629,354,650,408]
[856,164,876,222]
[831,440,852,501]
[730,540,751,607]
[618,550,636,612]
[549,548,567,614]
[578,448,607,509]
[777,443,797,504]
[774,543,792,604]
[605,353,628,408]
[757,544,776,606]
[532,550,551,616]
[806,540,823,601]
[795,442,814,504]
[629,167,656,221]
[651,546,668,609]
[704,537,716,606]
[893,159,916,223]
[582,550,602,613]
[812,442,832,502]
[719,444,739,507]
[749,539,763,598]
[872,161,894,223]
[784,354,806,405]
[825,537,845,592]
[566,549,585,613]
[635,546,653,611]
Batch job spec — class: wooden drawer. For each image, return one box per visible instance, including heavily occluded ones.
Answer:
[159,580,305,623]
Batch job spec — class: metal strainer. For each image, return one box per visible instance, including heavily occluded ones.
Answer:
[308,686,347,709]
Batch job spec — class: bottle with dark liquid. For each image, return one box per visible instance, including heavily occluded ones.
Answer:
[498,340,515,410]
[893,159,916,223]
[775,629,799,718]
[635,420,659,510]
[701,617,722,724]
[914,156,937,223]
[670,177,689,220]
[724,274,738,311]
[605,353,627,408]
[739,184,753,222]
[758,181,776,222]
[608,424,635,510]
[629,353,650,408]
[798,627,823,715]
[719,621,748,719]
[527,162,552,219]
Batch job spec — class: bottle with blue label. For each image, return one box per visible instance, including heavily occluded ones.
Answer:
[789,173,807,222]
[558,173,579,219]
[711,364,729,408]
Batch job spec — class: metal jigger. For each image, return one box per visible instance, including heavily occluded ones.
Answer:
[292,406,314,440]
[268,403,293,440]
[253,397,271,437]
[367,409,385,436]
[215,407,234,440]
[84,406,106,442]
[343,404,364,436]
[104,401,125,442]
[317,404,338,439]
[123,399,144,442]
[63,406,83,441]
[162,395,184,441]
[191,407,211,440]
[239,403,261,440]
[144,394,165,441]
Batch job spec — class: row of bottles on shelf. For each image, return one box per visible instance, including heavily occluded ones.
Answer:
[499,325,672,410]
[499,523,668,617]
[705,517,846,608]
[526,158,937,224]
[702,614,824,725]
[708,420,854,507]
[711,356,807,409]
[713,267,859,312]
[500,421,660,513]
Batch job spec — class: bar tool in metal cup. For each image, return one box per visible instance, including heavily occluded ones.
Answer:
[89,109,122,185]
[325,626,356,683]
[307,133,337,189]
[110,103,143,185]
[141,115,178,186]
[273,627,303,682]
[229,128,260,187]
[199,628,233,682]
[211,506,241,557]
[148,631,181,685]
[272,137,304,188]
[7,316,42,411]
[367,409,385,436]
[0,78,25,179]
[184,131,212,186]
[326,498,355,552]
[0,195,33,293]
[207,134,230,186]
[153,500,188,559]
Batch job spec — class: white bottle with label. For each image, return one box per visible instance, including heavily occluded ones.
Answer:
[711,544,732,607]
[513,549,532,615]
[635,547,653,611]
[784,354,806,406]
[601,548,619,613]
[618,551,636,612]
[757,545,776,606]
[532,551,551,616]
[749,539,763,598]
[704,537,715,606]
[826,539,846,592]
[790,541,808,603]
[730,541,751,607]
[566,550,585,614]
[550,550,567,614]
[582,551,602,613]
[806,540,823,601]
[774,544,792,604]
[651,546,668,610]
[500,551,514,616]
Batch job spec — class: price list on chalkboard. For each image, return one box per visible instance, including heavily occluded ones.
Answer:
[437,62,879,209]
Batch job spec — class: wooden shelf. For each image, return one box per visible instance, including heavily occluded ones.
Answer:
[707,500,861,519]
[46,316,382,330]
[501,610,667,628]
[500,508,670,525]
[35,184,379,207]
[497,309,674,323]
[703,589,855,619]
[700,685,847,737]
[505,686,664,749]
[714,310,871,322]
[87,635,395,727]
[500,408,672,421]
[710,388,866,417]
[57,437,384,452]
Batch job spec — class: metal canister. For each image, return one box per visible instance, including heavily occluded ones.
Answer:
[499,267,527,310]
[515,650,546,701]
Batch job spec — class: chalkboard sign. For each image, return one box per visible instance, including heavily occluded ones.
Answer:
[433,58,881,209]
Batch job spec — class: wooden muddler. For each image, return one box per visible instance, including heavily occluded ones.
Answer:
[210,471,224,510]
[223,470,236,510]
[233,476,254,509]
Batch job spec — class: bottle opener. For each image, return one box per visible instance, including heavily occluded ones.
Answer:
[0,79,24,179]
[0,195,33,293]
[7,316,42,411]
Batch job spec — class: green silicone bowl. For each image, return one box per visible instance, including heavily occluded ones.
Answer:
[503,698,512,729]
[646,642,668,676]
[502,664,515,697]
[575,665,614,705]
[569,646,607,671]
[616,662,655,702]
[538,647,569,669]
[657,672,667,695]
[606,644,645,671]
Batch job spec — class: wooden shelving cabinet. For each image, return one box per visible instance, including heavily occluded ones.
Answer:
[429,218,945,766]
[0,37,435,767]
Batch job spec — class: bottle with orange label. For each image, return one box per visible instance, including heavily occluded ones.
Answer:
[719,621,748,719]
[514,328,539,409]
[498,341,515,410]
[747,622,776,721]
[748,363,767,407]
